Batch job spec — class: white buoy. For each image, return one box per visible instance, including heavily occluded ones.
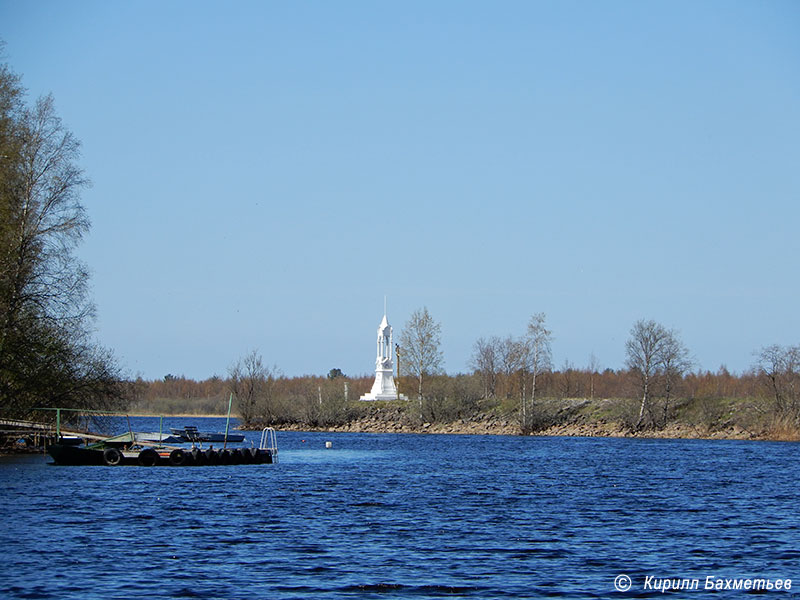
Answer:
[325,441,332,449]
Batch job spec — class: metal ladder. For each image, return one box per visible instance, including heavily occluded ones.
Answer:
[259,427,278,463]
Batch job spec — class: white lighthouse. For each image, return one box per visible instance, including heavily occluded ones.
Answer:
[360,312,407,401]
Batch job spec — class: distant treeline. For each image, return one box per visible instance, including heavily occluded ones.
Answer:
[133,366,760,410]
[126,365,779,432]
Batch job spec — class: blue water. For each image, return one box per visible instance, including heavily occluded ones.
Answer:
[1,419,798,599]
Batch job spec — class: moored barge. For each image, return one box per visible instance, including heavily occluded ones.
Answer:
[47,427,277,467]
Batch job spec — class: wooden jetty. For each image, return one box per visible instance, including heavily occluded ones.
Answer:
[0,418,64,451]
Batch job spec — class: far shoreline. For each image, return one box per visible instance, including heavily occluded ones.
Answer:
[1,419,795,459]
[260,420,799,443]
[130,411,796,442]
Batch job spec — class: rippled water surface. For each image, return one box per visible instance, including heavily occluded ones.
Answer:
[1,419,799,599]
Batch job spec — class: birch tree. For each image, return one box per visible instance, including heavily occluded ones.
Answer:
[521,313,552,432]
[399,307,444,401]
[625,319,670,430]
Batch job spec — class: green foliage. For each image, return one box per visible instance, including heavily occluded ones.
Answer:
[327,368,345,380]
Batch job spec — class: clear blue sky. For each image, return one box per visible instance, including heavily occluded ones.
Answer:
[2,1,798,380]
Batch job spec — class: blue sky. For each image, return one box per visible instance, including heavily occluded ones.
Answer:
[2,1,798,379]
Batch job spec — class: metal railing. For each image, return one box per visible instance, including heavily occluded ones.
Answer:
[259,427,278,463]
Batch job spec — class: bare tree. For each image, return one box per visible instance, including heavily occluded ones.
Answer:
[1,95,91,340]
[516,338,532,409]
[557,359,576,399]
[470,335,500,399]
[659,330,693,427]
[228,350,278,426]
[399,307,444,401]
[497,334,522,399]
[754,344,800,421]
[521,312,552,432]
[587,353,600,400]
[625,319,671,430]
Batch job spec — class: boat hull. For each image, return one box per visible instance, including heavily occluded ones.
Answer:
[194,432,245,443]
[169,428,245,443]
[47,444,106,466]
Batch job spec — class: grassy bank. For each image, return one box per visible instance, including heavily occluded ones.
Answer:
[260,396,800,442]
[124,386,800,442]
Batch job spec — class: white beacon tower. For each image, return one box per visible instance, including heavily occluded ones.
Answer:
[360,311,407,401]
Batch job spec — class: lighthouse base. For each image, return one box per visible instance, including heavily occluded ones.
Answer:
[359,391,408,401]
[360,368,408,401]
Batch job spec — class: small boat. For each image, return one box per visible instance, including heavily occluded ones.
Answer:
[134,432,186,444]
[169,425,245,443]
[57,435,85,446]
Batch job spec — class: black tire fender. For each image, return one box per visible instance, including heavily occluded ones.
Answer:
[103,447,123,466]
[137,448,159,466]
[169,448,187,466]
[191,448,205,465]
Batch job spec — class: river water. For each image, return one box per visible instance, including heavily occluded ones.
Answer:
[1,417,798,599]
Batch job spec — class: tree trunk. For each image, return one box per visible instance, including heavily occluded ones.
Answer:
[635,378,648,430]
